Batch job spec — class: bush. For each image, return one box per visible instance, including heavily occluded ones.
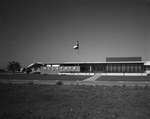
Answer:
[32,72,41,74]
[26,68,32,74]
[144,84,149,89]
[21,68,27,73]
[28,82,34,85]
[134,85,139,89]
[122,84,126,88]
[56,81,63,85]
[0,69,5,73]
[112,85,118,88]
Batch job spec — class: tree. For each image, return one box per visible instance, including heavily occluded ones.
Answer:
[6,61,21,73]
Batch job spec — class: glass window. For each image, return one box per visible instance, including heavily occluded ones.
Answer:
[56,67,59,71]
[52,68,55,71]
[133,64,135,72]
[44,67,47,71]
[48,67,51,71]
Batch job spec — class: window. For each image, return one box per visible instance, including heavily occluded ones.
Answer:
[97,65,100,71]
[61,67,64,71]
[73,67,76,70]
[48,67,51,71]
[130,64,133,72]
[113,64,117,72]
[44,67,47,71]
[56,67,59,71]
[117,64,120,72]
[52,67,55,71]
[137,64,142,72]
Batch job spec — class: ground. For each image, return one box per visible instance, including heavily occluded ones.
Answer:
[0,74,150,86]
[0,73,90,81]
[0,83,150,119]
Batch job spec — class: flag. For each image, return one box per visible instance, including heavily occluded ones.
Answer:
[73,40,79,50]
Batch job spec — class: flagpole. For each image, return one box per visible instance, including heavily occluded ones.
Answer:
[77,41,79,75]
[73,40,80,75]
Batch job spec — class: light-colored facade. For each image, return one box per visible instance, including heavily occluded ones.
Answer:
[27,57,150,76]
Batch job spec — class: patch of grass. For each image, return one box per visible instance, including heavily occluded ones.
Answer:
[0,84,150,119]
[134,84,139,89]
[97,76,150,81]
[122,84,126,87]
[144,84,149,89]
[0,74,90,81]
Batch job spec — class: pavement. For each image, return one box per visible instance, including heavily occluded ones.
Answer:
[83,73,101,81]
[1,79,150,87]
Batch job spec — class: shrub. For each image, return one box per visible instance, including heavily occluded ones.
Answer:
[0,69,5,73]
[144,84,149,89]
[32,72,41,74]
[28,81,34,85]
[26,68,32,74]
[122,84,126,87]
[112,85,118,88]
[8,82,12,85]
[134,85,139,89]
[21,67,26,72]
[56,81,63,85]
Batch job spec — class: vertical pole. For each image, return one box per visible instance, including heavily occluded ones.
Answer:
[77,41,79,75]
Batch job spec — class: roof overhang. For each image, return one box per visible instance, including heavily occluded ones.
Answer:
[35,61,146,65]
[144,62,150,66]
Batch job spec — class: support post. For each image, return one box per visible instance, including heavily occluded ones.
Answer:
[77,43,79,75]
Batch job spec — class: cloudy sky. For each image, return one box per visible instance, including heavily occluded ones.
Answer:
[0,0,150,68]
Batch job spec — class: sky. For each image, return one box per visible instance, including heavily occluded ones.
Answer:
[0,0,150,68]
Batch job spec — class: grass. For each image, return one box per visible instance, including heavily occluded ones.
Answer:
[0,83,150,119]
[96,76,150,81]
[0,74,90,81]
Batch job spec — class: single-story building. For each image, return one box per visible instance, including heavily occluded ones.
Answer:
[27,57,150,76]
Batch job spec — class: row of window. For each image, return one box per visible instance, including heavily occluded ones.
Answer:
[80,65,105,72]
[92,65,104,71]
[42,64,146,73]
[106,64,143,73]
[43,66,79,71]
[80,64,144,73]
[145,66,150,70]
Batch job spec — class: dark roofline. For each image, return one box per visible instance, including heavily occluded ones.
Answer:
[37,61,145,65]
[106,57,142,62]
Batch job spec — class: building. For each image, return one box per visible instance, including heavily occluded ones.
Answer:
[27,57,150,76]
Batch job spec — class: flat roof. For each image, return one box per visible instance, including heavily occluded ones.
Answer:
[64,61,145,64]
[37,61,146,64]
[28,61,150,68]
[106,57,142,62]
